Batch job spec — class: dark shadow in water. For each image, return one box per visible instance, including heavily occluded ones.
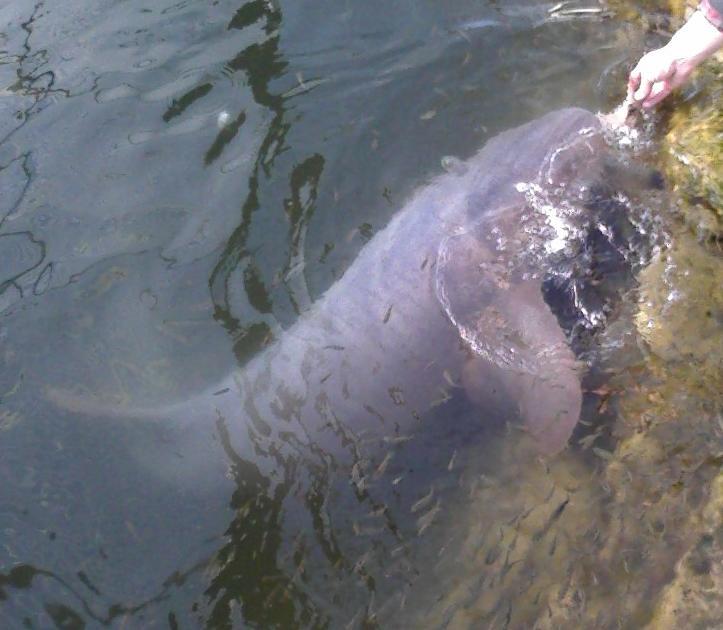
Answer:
[204,110,248,166]
[0,2,52,305]
[203,417,326,629]
[0,2,67,146]
[0,231,46,293]
[204,1,297,364]
[149,0,290,361]
[162,2,342,627]
[162,83,214,123]
[0,562,177,627]
[280,153,326,313]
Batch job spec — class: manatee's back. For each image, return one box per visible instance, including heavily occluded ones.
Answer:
[47,108,603,460]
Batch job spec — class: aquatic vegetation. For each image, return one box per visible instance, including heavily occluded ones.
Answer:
[606,0,686,28]
[647,473,723,627]
[662,74,723,240]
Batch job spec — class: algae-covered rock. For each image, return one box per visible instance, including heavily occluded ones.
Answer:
[592,351,722,625]
[635,230,723,374]
[655,0,722,239]
[408,440,605,629]
[606,0,688,31]
[646,472,723,628]
[663,92,723,238]
[598,71,722,621]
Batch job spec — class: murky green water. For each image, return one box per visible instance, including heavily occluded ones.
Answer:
[1,1,720,628]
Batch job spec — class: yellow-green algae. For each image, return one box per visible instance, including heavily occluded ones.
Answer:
[663,108,722,237]
[646,473,723,627]
[662,55,722,240]
[572,1,721,622]
[636,231,722,375]
[416,440,606,628]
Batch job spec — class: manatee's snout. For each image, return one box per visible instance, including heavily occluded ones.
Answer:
[597,98,641,132]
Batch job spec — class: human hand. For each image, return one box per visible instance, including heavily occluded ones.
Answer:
[628,10,723,108]
[627,46,695,108]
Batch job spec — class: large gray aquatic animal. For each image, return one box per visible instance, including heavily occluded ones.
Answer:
[50,108,615,462]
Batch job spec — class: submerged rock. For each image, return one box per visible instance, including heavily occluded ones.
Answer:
[636,231,723,376]
[662,63,722,241]
[647,473,723,628]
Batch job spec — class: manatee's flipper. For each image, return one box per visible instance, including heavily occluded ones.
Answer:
[462,343,581,455]
[490,281,581,453]
[514,362,581,454]
[435,212,536,374]
[436,224,582,453]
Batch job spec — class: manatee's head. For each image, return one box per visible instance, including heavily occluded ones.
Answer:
[435,109,608,373]
[536,115,607,201]
[464,107,604,224]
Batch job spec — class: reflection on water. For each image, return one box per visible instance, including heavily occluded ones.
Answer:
[0,0,720,628]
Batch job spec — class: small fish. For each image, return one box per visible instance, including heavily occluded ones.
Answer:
[352,521,385,536]
[383,434,412,445]
[411,487,435,513]
[374,452,393,478]
[443,369,461,388]
[556,7,607,16]
[416,500,441,535]
[592,446,614,461]
[578,433,600,449]
[447,450,457,471]
[548,1,568,12]
[458,18,502,31]
[430,387,452,407]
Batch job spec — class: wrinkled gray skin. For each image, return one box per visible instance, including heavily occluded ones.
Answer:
[50,108,603,465]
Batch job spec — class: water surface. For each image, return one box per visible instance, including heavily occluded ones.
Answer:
[1,1,718,628]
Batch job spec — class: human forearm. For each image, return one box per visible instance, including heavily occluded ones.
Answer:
[666,9,723,66]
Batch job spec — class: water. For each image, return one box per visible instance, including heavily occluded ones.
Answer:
[1,1,720,628]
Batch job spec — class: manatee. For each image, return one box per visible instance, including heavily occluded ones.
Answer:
[48,107,630,464]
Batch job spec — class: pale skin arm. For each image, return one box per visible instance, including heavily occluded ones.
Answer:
[628,10,723,108]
